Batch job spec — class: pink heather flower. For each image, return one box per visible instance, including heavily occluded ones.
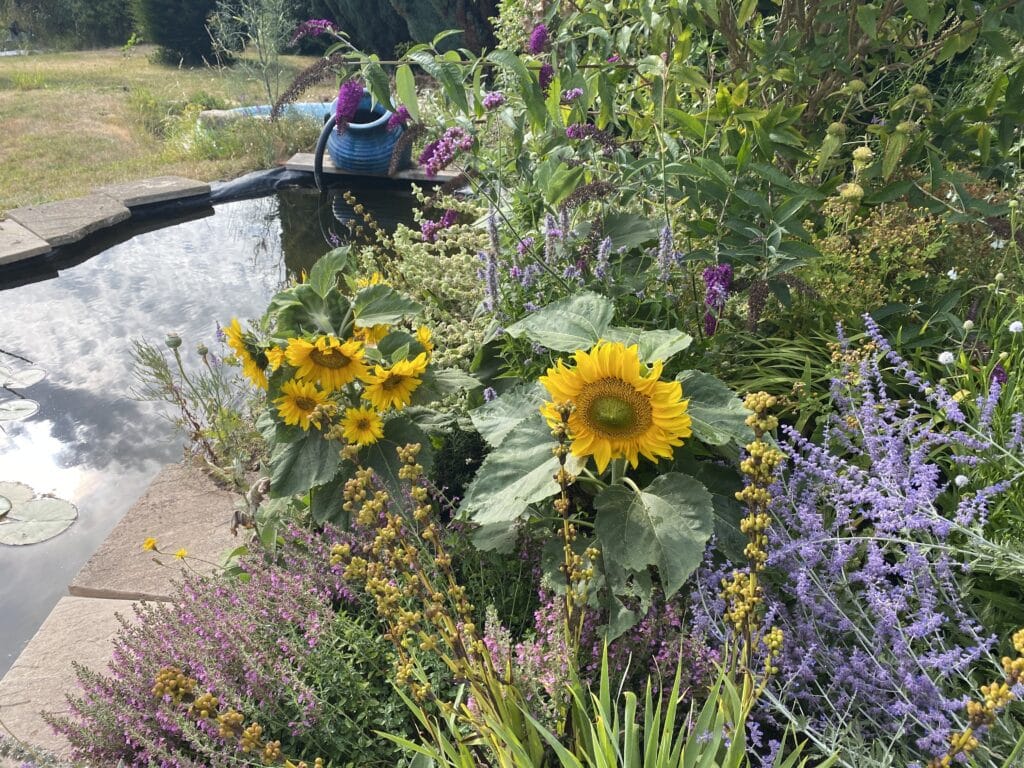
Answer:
[561,87,583,103]
[290,18,335,46]
[482,91,506,110]
[387,105,410,131]
[335,79,363,131]
[527,23,548,54]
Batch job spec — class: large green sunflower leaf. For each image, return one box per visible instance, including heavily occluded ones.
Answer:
[602,327,693,364]
[594,472,714,598]
[504,292,615,352]
[269,431,341,498]
[361,416,434,501]
[307,247,351,298]
[353,285,422,327]
[461,412,582,550]
[0,496,78,546]
[676,370,753,447]
[269,284,351,337]
[469,383,547,448]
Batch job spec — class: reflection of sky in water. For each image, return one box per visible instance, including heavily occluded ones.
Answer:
[0,194,308,676]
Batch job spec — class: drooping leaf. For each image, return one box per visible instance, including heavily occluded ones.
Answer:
[269,431,341,498]
[307,247,350,298]
[353,285,422,327]
[0,398,39,422]
[603,213,662,250]
[505,292,615,352]
[310,471,349,527]
[677,370,753,446]
[268,284,351,337]
[362,60,393,110]
[602,327,693,363]
[469,383,547,448]
[395,64,420,121]
[0,496,78,546]
[412,368,481,405]
[594,472,714,597]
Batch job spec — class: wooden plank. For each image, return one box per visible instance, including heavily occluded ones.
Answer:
[285,152,461,184]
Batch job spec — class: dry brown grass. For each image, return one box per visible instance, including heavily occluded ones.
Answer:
[0,46,334,212]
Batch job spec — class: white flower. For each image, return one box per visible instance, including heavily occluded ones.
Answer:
[938,351,955,365]
[954,474,969,488]
[1010,320,1024,334]
[946,268,958,280]
[962,320,974,332]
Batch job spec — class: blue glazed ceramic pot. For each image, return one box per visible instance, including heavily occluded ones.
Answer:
[325,91,410,175]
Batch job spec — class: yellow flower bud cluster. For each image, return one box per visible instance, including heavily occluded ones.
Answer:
[928,625,1024,768]
[188,691,218,719]
[761,626,784,675]
[151,666,196,702]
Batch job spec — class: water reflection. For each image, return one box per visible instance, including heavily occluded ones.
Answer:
[0,185,418,675]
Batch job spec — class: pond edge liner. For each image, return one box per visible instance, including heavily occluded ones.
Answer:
[0,168,318,290]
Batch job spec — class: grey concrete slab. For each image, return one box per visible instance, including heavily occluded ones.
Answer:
[7,195,130,247]
[0,596,129,759]
[0,218,51,265]
[285,151,462,183]
[68,463,239,602]
[97,176,210,208]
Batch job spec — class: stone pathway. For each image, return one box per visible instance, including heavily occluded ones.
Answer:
[0,176,210,267]
[0,463,239,763]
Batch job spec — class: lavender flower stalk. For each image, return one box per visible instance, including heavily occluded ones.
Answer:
[701,263,732,335]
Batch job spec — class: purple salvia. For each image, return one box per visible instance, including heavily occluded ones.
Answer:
[594,236,612,279]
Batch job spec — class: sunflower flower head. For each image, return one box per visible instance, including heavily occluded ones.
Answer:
[416,325,434,355]
[362,353,429,411]
[539,341,692,473]
[352,324,390,346]
[265,346,286,371]
[356,272,387,288]
[274,378,329,431]
[224,318,268,389]
[340,405,384,445]
[285,335,368,392]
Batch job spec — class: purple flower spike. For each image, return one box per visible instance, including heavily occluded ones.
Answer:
[528,23,548,54]
[387,105,410,131]
[561,87,583,103]
[335,79,363,131]
[701,263,732,335]
[290,18,336,45]
[539,63,555,93]
[418,127,474,176]
[482,91,506,110]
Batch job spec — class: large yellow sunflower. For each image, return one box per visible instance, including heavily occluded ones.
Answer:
[286,335,368,392]
[362,353,429,411]
[352,323,389,346]
[539,341,691,473]
[224,318,268,389]
[274,379,328,430]
[340,405,384,445]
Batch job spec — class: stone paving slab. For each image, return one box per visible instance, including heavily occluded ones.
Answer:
[0,218,51,265]
[97,176,210,208]
[69,463,239,602]
[7,195,130,247]
[0,596,129,760]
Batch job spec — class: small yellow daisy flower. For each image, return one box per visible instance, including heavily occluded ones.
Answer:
[274,379,329,430]
[174,548,188,560]
[340,406,384,445]
[142,537,158,551]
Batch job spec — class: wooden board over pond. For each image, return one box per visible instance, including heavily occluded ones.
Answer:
[285,153,462,184]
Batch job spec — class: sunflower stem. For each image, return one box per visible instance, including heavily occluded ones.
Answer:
[609,458,626,485]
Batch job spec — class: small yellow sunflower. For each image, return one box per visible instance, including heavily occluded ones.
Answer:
[224,318,268,389]
[356,272,387,288]
[274,378,328,430]
[416,325,434,355]
[286,335,368,392]
[265,346,286,371]
[340,406,384,445]
[362,353,429,411]
[352,324,390,345]
[539,341,691,473]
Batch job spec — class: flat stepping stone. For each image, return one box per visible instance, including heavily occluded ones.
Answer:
[97,176,210,208]
[7,194,130,247]
[69,463,239,602]
[0,596,129,760]
[0,218,50,265]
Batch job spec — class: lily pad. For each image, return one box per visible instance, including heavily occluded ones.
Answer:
[2,368,46,389]
[0,398,40,422]
[0,481,35,506]
[0,495,78,545]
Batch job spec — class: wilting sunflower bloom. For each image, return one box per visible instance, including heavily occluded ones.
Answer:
[275,378,329,430]
[224,318,268,389]
[362,353,428,411]
[265,346,286,371]
[416,325,434,355]
[340,405,384,445]
[353,323,389,345]
[286,335,368,392]
[539,341,692,473]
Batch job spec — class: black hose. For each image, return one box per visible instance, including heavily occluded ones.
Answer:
[313,115,337,193]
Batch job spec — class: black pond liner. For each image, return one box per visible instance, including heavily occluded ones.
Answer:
[0,167,426,291]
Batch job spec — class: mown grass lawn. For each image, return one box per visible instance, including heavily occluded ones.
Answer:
[0,46,332,212]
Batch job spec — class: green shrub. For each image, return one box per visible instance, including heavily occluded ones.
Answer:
[130,0,218,64]
[7,0,134,48]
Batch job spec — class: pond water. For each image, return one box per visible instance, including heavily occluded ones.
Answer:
[0,185,417,676]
